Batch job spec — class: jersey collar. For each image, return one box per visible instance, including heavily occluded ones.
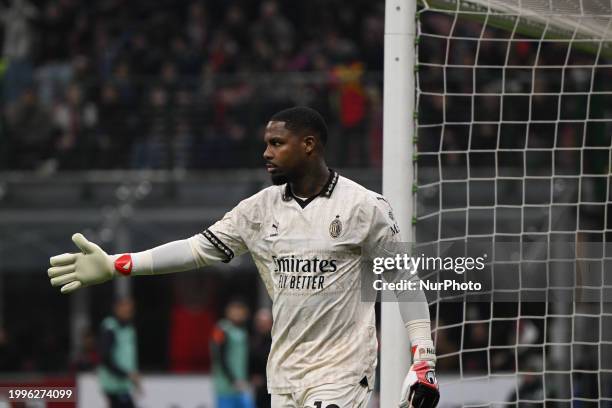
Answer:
[282,169,339,205]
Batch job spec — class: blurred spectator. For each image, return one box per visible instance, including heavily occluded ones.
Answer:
[211,299,253,408]
[98,297,142,408]
[5,87,57,170]
[159,62,179,96]
[36,1,73,105]
[186,2,208,51]
[324,30,357,65]
[132,86,174,169]
[249,308,272,408]
[53,82,97,169]
[110,61,137,107]
[128,32,161,77]
[1,0,37,104]
[207,28,240,73]
[251,1,294,57]
[224,4,248,50]
[361,15,384,71]
[96,83,131,168]
[36,0,72,65]
[332,62,368,166]
[171,36,203,77]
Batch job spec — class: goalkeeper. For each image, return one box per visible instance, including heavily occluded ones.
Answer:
[48,107,439,408]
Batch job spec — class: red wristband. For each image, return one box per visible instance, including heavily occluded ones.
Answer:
[114,254,133,276]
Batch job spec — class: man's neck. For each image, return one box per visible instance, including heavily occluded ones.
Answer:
[289,163,330,198]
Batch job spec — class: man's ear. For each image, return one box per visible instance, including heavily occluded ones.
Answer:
[303,135,317,154]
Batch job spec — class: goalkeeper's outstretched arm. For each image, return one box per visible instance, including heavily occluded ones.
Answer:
[48,203,248,294]
[47,233,230,294]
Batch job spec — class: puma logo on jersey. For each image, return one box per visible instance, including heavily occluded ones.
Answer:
[270,223,279,237]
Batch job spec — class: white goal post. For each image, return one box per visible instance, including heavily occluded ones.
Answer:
[382,1,417,407]
[382,0,612,406]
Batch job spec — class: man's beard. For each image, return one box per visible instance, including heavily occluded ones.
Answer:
[270,173,289,185]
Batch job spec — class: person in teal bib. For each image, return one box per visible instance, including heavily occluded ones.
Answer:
[98,297,141,408]
[211,299,254,408]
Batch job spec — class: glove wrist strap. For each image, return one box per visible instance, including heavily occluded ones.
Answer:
[114,254,133,276]
[411,339,436,363]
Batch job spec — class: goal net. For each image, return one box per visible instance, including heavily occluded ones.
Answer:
[414,0,612,406]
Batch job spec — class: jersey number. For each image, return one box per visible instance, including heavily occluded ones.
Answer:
[314,402,339,408]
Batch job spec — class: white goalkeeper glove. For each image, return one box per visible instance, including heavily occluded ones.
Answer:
[399,340,440,408]
[47,233,131,294]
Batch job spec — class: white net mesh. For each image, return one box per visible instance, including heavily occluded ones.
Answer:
[424,0,612,41]
[415,1,612,406]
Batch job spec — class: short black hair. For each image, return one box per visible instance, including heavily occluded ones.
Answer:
[270,106,329,145]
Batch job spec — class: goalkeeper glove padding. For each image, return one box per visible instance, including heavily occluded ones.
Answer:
[48,233,132,294]
[399,340,440,408]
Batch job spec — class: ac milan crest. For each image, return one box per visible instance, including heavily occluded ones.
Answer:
[329,215,342,238]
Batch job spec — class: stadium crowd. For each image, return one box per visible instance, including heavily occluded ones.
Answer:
[0,0,385,170]
[0,0,607,172]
